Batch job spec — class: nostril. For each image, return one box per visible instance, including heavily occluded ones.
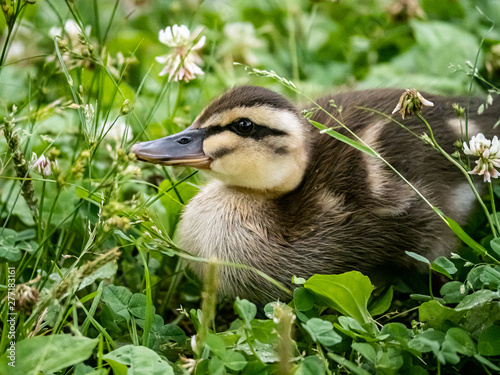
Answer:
[178,137,191,145]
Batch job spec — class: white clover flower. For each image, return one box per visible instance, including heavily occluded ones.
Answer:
[49,20,91,49]
[221,22,262,65]
[155,24,205,82]
[392,89,434,119]
[180,356,198,373]
[104,121,133,143]
[32,153,57,177]
[190,335,197,351]
[463,133,500,182]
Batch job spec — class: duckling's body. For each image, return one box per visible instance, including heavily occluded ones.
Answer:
[132,86,497,301]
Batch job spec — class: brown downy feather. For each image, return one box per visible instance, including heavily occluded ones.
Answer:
[173,87,498,301]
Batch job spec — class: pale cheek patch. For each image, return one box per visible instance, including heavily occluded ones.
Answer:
[203,132,241,157]
[209,143,305,192]
[360,121,414,216]
[446,182,476,222]
[360,122,387,198]
[447,118,480,138]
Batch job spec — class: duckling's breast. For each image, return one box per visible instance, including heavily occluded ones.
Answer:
[177,180,290,299]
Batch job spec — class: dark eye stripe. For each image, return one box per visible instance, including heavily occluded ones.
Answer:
[204,122,287,140]
[211,147,236,159]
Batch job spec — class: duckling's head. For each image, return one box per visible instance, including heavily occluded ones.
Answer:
[132,86,310,194]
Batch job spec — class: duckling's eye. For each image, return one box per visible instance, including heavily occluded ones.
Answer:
[233,118,255,135]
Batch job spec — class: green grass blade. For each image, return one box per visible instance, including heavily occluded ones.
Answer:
[309,120,378,158]
[446,216,488,256]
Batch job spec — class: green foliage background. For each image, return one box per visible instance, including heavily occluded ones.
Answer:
[1,0,500,374]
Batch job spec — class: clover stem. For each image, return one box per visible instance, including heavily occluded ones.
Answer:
[489,183,500,234]
[415,112,498,238]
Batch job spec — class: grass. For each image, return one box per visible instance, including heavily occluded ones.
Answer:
[1,0,500,374]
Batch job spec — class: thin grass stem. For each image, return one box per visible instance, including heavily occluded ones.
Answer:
[489,183,500,234]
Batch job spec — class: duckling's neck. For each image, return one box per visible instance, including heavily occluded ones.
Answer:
[178,180,289,299]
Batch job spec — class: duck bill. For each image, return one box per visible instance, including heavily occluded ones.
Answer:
[130,128,211,169]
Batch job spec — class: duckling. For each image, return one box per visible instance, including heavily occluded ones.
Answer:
[132,86,497,301]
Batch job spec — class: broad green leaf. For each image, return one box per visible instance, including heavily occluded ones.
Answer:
[0,245,21,262]
[328,353,371,375]
[101,285,132,321]
[409,21,479,76]
[408,366,430,375]
[0,334,97,375]
[224,351,247,371]
[305,272,373,324]
[474,354,500,371]
[242,360,268,375]
[251,319,277,344]
[380,323,412,343]
[144,319,187,350]
[303,318,342,347]
[455,290,499,311]
[80,262,118,291]
[377,347,404,373]
[205,333,227,359]
[74,362,106,375]
[368,286,393,316]
[405,251,430,264]
[489,238,500,257]
[440,281,467,304]
[441,327,476,365]
[431,257,457,279]
[478,325,500,356]
[466,265,500,289]
[129,292,156,319]
[295,308,320,323]
[421,0,465,19]
[477,266,500,289]
[1,228,17,242]
[352,342,376,363]
[17,240,39,254]
[293,287,315,311]
[234,298,257,326]
[297,355,326,375]
[159,324,187,345]
[462,302,500,338]
[409,329,445,357]
[419,300,464,330]
[0,229,22,261]
[337,317,385,343]
[103,345,173,375]
[15,229,36,241]
[337,316,366,333]
[208,356,225,375]
[235,340,278,363]
[309,120,378,157]
[0,181,34,226]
